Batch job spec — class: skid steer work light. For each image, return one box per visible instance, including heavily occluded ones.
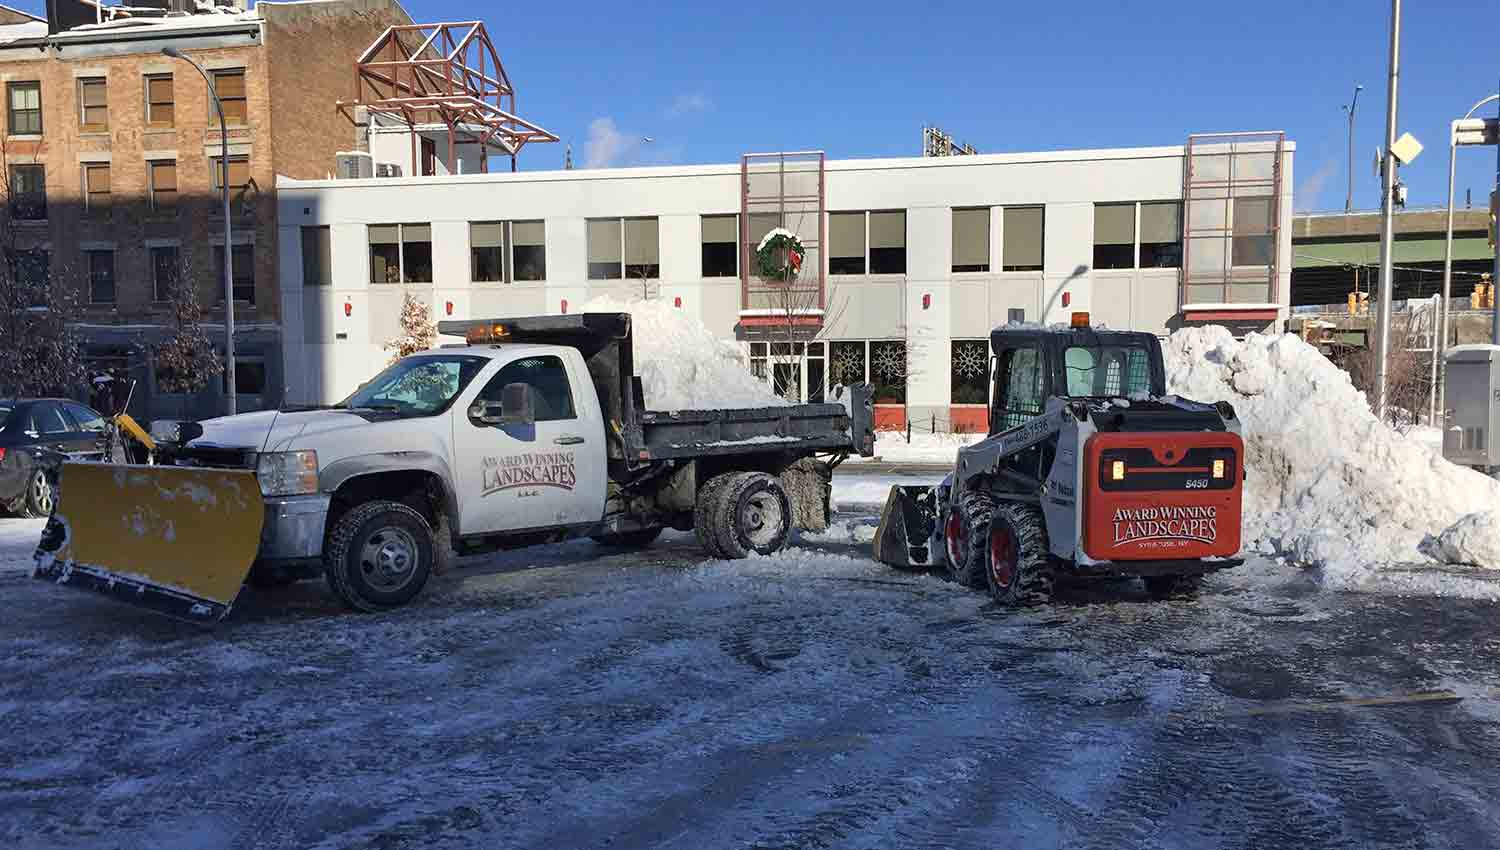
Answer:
[1111,460,1126,481]
[1212,458,1226,479]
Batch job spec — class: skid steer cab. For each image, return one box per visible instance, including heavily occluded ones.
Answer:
[874,315,1245,605]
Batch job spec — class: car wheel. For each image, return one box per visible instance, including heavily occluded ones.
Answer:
[985,502,1054,607]
[323,501,434,613]
[21,469,55,519]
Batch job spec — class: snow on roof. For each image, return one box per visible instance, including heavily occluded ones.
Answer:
[0,20,46,43]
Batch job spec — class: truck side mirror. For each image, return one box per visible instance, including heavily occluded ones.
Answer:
[500,382,536,425]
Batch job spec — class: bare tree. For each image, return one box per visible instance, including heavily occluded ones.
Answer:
[0,146,85,401]
[153,254,223,413]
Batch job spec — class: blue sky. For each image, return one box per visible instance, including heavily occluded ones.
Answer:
[20,0,1500,212]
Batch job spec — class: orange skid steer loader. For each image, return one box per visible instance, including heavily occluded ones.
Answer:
[873,317,1246,604]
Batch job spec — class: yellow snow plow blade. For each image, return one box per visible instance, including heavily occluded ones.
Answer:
[32,463,265,623]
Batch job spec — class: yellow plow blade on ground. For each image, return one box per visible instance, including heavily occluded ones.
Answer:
[32,463,265,623]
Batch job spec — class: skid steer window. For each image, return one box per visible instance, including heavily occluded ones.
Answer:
[1064,345,1152,397]
[996,346,1042,431]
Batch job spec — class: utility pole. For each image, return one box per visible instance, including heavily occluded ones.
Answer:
[1344,85,1363,212]
[1373,0,1401,419]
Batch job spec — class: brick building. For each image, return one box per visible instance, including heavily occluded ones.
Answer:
[0,0,410,418]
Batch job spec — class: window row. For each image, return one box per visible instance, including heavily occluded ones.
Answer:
[5,69,247,137]
[7,244,255,306]
[321,202,1212,286]
[6,156,250,222]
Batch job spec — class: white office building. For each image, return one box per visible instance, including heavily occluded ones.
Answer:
[277,132,1293,429]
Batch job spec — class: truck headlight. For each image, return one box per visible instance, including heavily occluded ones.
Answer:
[256,450,319,497]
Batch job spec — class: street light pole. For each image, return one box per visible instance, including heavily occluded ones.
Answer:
[161,45,235,416]
[1373,0,1401,420]
[1344,84,1363,212]
[1435,92,1500,426]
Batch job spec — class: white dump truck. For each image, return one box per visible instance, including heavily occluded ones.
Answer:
[34,313,873,622]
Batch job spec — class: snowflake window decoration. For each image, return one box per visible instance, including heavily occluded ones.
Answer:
[832,346,866,384]
[952,342,987,378]
[871,342,906,382]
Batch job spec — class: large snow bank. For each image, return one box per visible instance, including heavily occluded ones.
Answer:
[580,296,787,411]
[1165,326,1500,582]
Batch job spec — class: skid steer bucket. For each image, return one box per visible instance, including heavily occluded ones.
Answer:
[32,463,265,623]
[872,485,940,569]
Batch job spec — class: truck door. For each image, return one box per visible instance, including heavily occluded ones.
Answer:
[452,351,607,536]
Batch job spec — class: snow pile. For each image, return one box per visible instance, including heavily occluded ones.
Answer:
[845,431,984,464]
[580,296,787,411]
[1165,326,1500,582]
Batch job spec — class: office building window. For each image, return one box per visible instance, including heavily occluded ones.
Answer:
[470,222,504,282]
[951,339,989,404]
[587,217,659,280]
[7,81,40,135]
[511,220,545,281]
[1002,206,1044,272]
[1093,203,1135,270]
[586,218,621,279]
[149,161,176,213]
[10,249,48,308]
[1138,201,1182,268]
[828,212,865,275]
[78,77,107,132]
[368,223,430,283]
[623,217,659,279]
[829,340,866,387]
[210,69,247,124]
[868,210,906,275]
[145,74,173,129]
[870,340,907,404]
[701,214,737,277]
[952,207,990,272]
[83,163,110,217]
[224,358,266,395]
[151,246,179,302]
[87,250,115,304]
[401,224,432,282]
[1232,197,1274,266]
[301,226,330,287]
[211,155,251,204]
[8,164,45,220]
[214,244,255,303]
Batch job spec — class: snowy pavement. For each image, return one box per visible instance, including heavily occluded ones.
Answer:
[5,500,1500,849]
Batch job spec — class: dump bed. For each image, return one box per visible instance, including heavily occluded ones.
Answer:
[436,313,875,465]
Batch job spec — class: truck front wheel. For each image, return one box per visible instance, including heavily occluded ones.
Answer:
[708,472,791,559]
[324,501,434,613]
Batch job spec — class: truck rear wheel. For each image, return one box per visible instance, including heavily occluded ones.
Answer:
[986,502,1054,606]
[710,472,792,559]
[943,489,993,588]
[694,472,737,558]
[324,501,434,613]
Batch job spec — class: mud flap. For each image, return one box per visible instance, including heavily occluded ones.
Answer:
[872,485,939,568]
[32,463,265,624]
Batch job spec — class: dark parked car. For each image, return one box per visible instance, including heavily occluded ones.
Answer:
[0,399,110,518]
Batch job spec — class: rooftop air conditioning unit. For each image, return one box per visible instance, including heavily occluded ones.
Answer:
[335,151,373,180]
[375,163,402,178]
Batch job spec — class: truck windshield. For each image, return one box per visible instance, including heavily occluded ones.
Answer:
[338,354,488,417]
[1064,344,1154,397]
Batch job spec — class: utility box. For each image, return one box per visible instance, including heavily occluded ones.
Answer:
[1443,344,1500,469]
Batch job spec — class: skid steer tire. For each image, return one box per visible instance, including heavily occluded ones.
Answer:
[943,489,994,589]
[711,472,792,560]
[693,472,737,559]
[21,468,55,519]
[591,527,664,549]
[324,501,434,613]
[985,502,1054,607]
[1144,574,1202,600]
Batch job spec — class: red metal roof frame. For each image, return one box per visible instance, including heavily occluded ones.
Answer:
[336,21,558,172]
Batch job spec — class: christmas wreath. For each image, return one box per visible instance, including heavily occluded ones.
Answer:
[755,227,806,282]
